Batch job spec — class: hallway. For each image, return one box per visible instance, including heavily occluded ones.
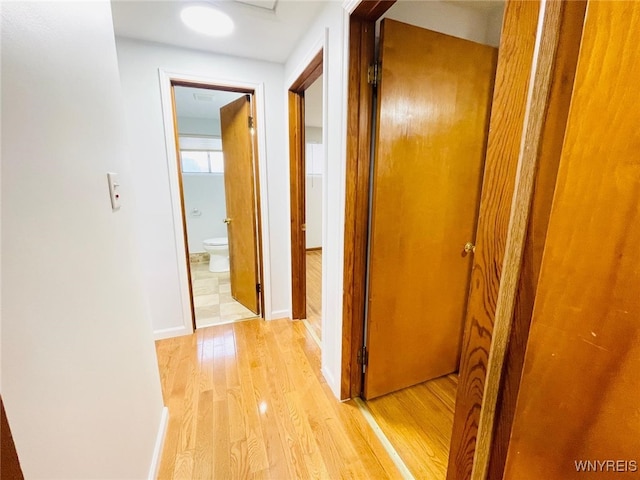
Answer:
[155,318,401,478]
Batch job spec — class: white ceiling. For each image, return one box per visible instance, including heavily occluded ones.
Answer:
[111,0,328,63]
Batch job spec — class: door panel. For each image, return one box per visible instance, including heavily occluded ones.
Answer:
[220,95,260,314]
[504,2,640,478]
[364,19,497,399]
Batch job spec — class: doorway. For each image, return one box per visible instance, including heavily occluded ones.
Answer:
[288,49,324,342]
[170,82,264,329]
[346,2,504,478]
[303,75,324,341]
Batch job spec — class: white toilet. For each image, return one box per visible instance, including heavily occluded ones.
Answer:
[202,237,229,273]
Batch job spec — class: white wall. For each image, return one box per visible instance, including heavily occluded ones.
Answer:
[285,2,349,397]
[305,140,323,249]
[305,175,323,249]
[1,2,165,478]
[177,116,227,253]
[178,116,219,136]
[383,1,504,47]
[115,38,290,333]
[183,174,227,252]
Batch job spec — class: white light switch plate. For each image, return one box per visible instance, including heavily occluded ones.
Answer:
[107,172,121,211]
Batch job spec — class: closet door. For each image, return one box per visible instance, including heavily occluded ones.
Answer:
[364,19,497,399]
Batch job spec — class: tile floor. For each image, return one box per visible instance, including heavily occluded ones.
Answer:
[190,262,257,328]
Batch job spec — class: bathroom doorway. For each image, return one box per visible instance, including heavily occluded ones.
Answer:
[171,83,263,329]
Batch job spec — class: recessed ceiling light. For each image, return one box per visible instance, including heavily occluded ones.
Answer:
[180,6,234,37]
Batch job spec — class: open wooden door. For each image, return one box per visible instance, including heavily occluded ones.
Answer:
[364,20,497,399]
[220,95,260,314]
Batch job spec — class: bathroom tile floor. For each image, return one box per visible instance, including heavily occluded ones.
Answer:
[190,262,257,328]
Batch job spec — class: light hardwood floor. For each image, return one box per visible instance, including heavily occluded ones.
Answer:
[305,250,322,341]
[366,374,458,479]
[155,318,401,479]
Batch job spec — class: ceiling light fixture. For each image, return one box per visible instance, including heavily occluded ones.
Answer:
[180,6,234,37]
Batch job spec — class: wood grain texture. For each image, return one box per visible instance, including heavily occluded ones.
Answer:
[487,2,586,477]
[155,319,402,479]
[1,397,24,480]
[504,2,640,478]
[367,374,458,479]
[471,1,565,478]
[289,50,323,92]
[171,85,197,331]
[250,97,267,318]
[289,50,323,321]
[220,95,260,314]
[288,90,306,320]
[447,2,540,478]
[341,16,376,400]
[352,0,396,20]
[305,250,322,340]
[365,19,497,399]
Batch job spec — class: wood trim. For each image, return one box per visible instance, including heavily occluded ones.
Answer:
[170,80,253,94]
[340,15,376,400]
[250,96,266,317]
[170,84,197,332]
[1,397,24,480]
[290,50,323,93]
[470,1,566,478]
[352,0,396,20]
[289,90,307,320]
[486,2,587,477]
[447,2,541,478]
[306,247,323,252]
[288,49,324,321]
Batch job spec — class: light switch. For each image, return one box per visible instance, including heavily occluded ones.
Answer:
[107,172,121,211]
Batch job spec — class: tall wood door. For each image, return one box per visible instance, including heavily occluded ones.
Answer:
[364,19,497,399]
[504,2,640,478]
[220,95,260,314]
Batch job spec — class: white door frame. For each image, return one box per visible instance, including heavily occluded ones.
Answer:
[158,69,273,336]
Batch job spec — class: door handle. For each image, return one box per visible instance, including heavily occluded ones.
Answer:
[463,242,476,255]
[223,218,232,224]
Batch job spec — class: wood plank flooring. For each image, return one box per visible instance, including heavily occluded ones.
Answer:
[365,374,458,480]
[305,250,322,341]
[155,318,401,479]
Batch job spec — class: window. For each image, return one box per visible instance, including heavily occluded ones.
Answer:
[180,150,224,173]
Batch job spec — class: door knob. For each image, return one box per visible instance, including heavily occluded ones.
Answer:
[463,242,476,254]
[223,218,232,224]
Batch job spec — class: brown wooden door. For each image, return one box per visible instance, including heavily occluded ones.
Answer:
[364,19,497,399]
[504,2,640,478]
[220,95,260,314]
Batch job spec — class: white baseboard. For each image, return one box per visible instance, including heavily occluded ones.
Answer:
[148,406,169,480]
[321,366,340,400]
[153,325,191,341]
[268,309,291,320]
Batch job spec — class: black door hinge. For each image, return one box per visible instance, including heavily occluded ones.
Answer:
[256,283,262,293]
[248,116,254,129]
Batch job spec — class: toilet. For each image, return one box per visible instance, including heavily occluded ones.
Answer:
[202,237,229,273]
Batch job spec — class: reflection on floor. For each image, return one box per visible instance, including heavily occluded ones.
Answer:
[190,262,257,328]
[155,318,401,479]
[305,249,322,340]
[366,373,458,479]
